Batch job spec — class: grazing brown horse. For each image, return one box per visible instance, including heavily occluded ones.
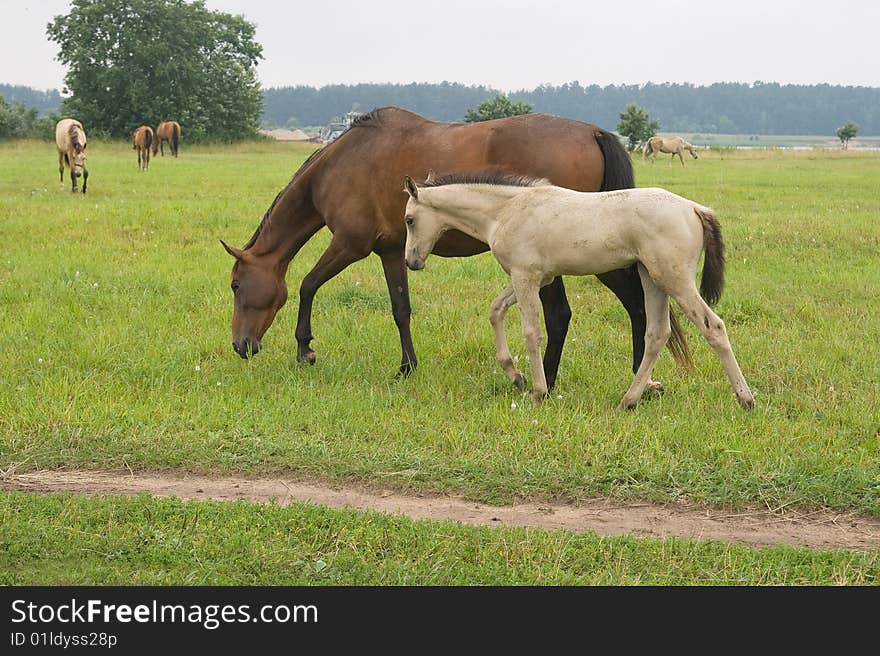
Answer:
[643,136,699,166]
[55,118,88,193]
[153,121,181,157]
[221,107,689,391]
[132,125,154,171]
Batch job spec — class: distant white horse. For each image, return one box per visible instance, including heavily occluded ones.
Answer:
[55,118,89,193]
[643,136,699,166]
[403,172,753,411]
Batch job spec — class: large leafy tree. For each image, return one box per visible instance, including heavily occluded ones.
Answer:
[47,0,263,141]
[464,94,532,122]
[616,103,659,151]
[836,122,858,149]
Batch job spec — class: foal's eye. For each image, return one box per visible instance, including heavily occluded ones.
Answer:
[405,215,414,226]
[231,281,240,293]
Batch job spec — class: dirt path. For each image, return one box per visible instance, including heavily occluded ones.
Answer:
[3,469,880,551]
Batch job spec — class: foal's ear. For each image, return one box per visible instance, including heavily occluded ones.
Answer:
[220,239,244,260]
[404,175,419,200]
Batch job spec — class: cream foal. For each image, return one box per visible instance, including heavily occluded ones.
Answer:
[403,173,753,411]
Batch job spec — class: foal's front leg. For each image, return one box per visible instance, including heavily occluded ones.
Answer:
[489,283,524,391]
[511,274,548,403]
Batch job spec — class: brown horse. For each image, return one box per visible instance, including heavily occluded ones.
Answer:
[55,118,88,193]
[153,121,181,157]
[221,107,690,391]
[132,125,154,171]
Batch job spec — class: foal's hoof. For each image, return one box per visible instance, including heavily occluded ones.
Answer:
[617,398,639,412]
[646,380,665,396]
[739,395,755,411]
[531,390,548,404]
[297,348,317,365]
[512,373,526,392]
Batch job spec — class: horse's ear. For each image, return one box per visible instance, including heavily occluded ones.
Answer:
[424,169,436,184]
[220,239,244,260]
[404,175,419,200]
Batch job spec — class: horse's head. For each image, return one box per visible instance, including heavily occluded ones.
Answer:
[687,144,699,159]
[221,240,288,358]
[402,174,444,271]
[71,144,87,178]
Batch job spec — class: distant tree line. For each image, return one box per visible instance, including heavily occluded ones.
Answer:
[262,81,880,135]
[0,84,62,116]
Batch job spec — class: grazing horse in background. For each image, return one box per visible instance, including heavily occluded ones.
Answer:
[643,136,699,165]
[221,106,690,394]
[403,173,753,410]
[132,125,154,171]
[154,120,181,157]
[55,118,88,193]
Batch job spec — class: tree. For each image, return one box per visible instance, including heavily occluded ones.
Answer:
[616,103,659,151]
[464,94,532,122]
[0,97,56,140]
[47,0,263,141]
[836,122,858,149]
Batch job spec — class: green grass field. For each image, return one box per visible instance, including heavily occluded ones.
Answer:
[1,140,878,584]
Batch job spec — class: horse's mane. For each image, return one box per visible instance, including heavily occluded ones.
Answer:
[68,123,84,152]
[243,110,384,250]
[419,171,550,189]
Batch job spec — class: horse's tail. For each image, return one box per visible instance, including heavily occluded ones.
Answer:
[695,206,725,306]
[144,129,152,153]
[594,128,634,192]
[172,123,179,154]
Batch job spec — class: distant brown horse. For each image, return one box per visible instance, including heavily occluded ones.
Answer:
[643,136,699,166]
[221,107,690,393]
[132,125,154,171]
[55,118,88,193]
[154,121,181,157]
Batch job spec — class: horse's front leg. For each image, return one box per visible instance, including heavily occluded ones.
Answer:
[295,232,369,365]
[539,276,571,390]
[379,251,417,377]
[490,283,524,391]
[81,170,87,194]
[511,273,547,403]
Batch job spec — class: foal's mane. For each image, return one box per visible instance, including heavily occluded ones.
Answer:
[419,171,549,189]
[243,109,383,250]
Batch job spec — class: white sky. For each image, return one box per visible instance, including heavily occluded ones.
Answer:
[1,0,879,91]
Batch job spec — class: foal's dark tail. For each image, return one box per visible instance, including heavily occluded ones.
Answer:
[695,207,725,306]
[596,128,692,370]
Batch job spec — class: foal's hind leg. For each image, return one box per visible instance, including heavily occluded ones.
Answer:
[490,283,525,391]
[671,284,754,409]
[618,266,671,410]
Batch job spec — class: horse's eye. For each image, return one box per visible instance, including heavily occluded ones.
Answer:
[405,215,414,226]
[231,281,240,293]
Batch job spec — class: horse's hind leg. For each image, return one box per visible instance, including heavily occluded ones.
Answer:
[379,251,417,377]
[490,283,524,391]
[295,231,370,365]
[539,276,571,390]
[619,266,671,410]
[58,153,65,183]
[671,284,754,409]
[596,267,664,394]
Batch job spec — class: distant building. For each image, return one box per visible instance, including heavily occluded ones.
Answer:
[260,128,312,142]
[319,111,362,143]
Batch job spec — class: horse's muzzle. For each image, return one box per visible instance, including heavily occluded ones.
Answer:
[232,337,260,359]
[406,256,425,271]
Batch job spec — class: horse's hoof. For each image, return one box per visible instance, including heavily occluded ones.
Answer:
[617,399,638,412]
[531,389,548,404]
[512,373,526,392]
[297,349,317,365]
[646,380,665,396]
[396,362,416,379]
[739,395,755,411]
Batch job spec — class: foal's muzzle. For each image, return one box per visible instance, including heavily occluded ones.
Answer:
[232,337,260,359]
[406,255,425,271]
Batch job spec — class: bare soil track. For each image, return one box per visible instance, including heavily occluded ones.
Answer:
[3,470,880,551]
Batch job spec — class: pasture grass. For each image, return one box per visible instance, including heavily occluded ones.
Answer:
[1,140,879,516]
[2,492,878,585]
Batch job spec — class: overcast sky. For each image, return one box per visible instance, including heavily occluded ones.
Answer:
[2,0,879,91]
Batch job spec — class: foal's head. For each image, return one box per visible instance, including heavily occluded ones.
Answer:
[402,175,448,271]
[221,241,288,358]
